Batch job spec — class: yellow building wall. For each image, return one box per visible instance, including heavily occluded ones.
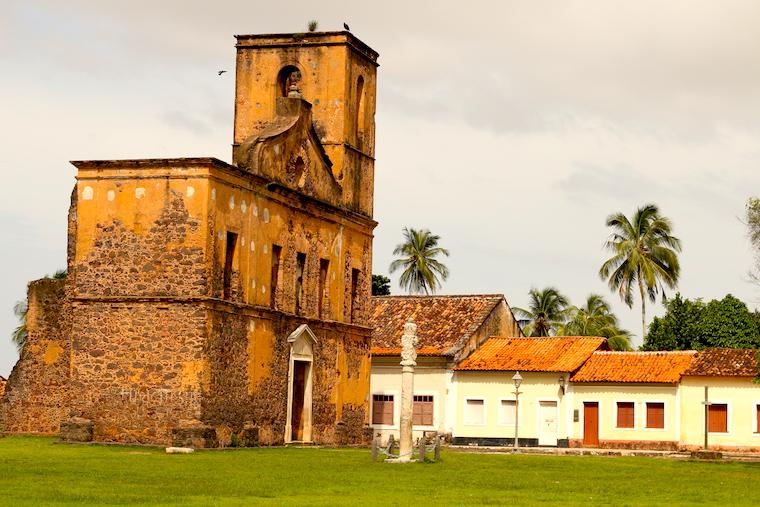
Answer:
[571,384,679,444]
[74,164,210,292]
[70,158,373,444]
[370,361,450,443]
[208,167,371,322]
[680,376,760,450]
[233,33,377,216]
[453,371,568,442]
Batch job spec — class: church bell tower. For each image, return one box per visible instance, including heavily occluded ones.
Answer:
[232,31,378,217]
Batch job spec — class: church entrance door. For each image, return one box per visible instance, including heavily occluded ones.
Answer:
[291,360,309,441]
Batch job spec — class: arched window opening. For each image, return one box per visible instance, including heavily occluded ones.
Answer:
[294,156,306,187]
[355,76,365,148]
[278,65,302,98]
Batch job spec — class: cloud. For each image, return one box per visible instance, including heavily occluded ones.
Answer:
[2,0,760,374]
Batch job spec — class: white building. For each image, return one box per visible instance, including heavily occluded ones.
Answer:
[369,294,522,443]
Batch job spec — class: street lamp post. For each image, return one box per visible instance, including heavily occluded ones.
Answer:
[512,371,523,450]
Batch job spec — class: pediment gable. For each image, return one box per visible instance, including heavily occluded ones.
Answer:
[288,324,317,359]
[236,98,343,206]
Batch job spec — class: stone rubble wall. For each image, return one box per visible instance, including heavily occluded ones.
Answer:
[68,302,207,445]
[201,308,372,446]
[1,278,72,433]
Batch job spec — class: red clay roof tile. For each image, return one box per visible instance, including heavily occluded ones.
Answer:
[685,348,759,377]
[455,336,607,372]
[371,295,505,356]
[571,351,697,383]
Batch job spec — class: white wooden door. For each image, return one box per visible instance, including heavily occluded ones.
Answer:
[538,401,558,446]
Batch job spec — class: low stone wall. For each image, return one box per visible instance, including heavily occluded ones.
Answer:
[680,444,760,453]
[568,439,680,451]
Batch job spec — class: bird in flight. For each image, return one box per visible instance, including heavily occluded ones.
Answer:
[343,22,350,31]
[218,70,227,76]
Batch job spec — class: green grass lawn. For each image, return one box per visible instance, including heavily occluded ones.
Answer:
[1,436,759,506]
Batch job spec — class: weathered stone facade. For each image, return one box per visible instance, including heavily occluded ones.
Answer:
[1,31,378,446]
[1,278,72,434]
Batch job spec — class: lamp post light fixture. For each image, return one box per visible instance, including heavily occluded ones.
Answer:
[512,371,523,450]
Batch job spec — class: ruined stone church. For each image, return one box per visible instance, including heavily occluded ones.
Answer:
[1,31,379,446]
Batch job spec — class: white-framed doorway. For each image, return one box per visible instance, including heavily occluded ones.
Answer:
[538,400,559,446]
[285,324,317,443]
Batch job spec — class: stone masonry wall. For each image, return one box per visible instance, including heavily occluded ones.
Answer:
[201,309,371,445]
[75,189,205,298]
[1,278,71,433]
[69,302,206,444]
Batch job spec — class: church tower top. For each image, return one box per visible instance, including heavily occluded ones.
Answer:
[232,31,379,216]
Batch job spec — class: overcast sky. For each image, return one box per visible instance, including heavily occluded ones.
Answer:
[2,0,760,376]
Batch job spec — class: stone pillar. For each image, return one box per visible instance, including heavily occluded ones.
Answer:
[398,320,417,462]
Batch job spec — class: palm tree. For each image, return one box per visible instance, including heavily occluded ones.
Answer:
[513,287,570,337]
[12,300,27,352]
[389,227,450,294]
[560,294,632,351]
[599,204,681,340]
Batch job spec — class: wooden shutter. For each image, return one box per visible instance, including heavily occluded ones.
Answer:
[708,404,728,433]
[372,395,394,425]
[616,402,635,428]
[756,405,760,433]
[413,395,434,426]
[646,402,664,429]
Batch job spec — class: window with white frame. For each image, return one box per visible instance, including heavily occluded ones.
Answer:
[465,399,485,425]
[498,400,516,425]
[616,402,635,429]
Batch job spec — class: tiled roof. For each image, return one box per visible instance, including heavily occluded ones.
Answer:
[685,348,759,377]
[571,351,697,384]
[371,346,445,357]
[371,295,505,356]
[455,336,607,372]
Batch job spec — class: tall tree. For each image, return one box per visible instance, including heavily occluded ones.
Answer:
[599,204,681,340]
[371,274,391,296]
[513,287,570,337]
[643,293,760,350]
[560,294,633,351]
[389,227,450,295]
[747,197,760,285]
[12,300,27,352]
[643,293,702,350]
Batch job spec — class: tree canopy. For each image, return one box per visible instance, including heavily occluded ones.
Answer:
[599,204,681,340]
[389,227,450,295]
[643,293,760,350]
[371,274,391,296]
[513,287,570,337]
[560,294,633,351]
[747,197,760,285]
